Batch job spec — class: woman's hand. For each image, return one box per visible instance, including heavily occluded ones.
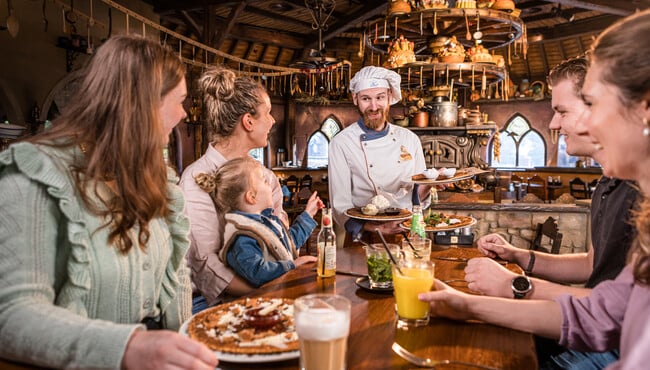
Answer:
[418,280,474,322]
[304,191,325,217]
[122,330,218,370]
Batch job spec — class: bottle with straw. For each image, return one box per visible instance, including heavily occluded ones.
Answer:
[317,207,336,278]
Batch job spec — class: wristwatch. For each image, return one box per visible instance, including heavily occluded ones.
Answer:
[511,276,533,299]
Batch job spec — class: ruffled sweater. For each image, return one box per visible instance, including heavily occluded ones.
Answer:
[0,143,192,369]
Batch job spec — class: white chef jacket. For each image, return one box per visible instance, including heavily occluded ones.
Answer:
[328,120,428,236]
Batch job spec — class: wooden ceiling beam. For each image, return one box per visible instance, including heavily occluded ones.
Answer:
[528,14,620,40]
[541,0,635,16]
[243,5,313,29]
[303,0,388,50]
[227,24,305,49]
[213,1,249,48]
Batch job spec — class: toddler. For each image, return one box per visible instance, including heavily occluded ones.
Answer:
[195,156,323,287]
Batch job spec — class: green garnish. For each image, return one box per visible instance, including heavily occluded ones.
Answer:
[367,255,393,283]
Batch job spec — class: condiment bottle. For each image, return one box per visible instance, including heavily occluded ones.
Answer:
[317,208,336,278]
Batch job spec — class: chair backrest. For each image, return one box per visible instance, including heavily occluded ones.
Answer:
[300,174,313,190]
[526,175,547,202]
[569,177,589,199]
[296,186,313,205]
[285,175,299,193]
[511,174,523,183]
[531,216,563,254]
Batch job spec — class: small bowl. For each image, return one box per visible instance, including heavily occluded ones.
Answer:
[243,307,282,330]
[383,207,401,216]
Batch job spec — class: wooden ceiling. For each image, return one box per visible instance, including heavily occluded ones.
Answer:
[143,0,650,84]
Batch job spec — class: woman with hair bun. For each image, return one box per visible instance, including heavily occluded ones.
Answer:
[180,66,320,312]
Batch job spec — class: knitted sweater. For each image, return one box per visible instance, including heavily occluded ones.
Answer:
[0,142,192,369]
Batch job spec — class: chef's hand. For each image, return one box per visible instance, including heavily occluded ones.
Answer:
[123,330,218,370]
[363,220,403,235]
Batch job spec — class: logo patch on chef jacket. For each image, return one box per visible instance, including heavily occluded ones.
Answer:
[399,145,413,161]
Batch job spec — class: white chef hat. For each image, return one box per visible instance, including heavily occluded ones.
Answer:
[349,66,402,105]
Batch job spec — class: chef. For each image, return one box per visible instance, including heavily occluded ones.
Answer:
[328,66,431,241]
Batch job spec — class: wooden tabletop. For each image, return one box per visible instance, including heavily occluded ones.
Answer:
[219,245,536,370]
[0,245,537,370]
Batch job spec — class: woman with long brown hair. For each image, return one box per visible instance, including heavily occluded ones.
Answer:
[419,9,650,369]
[0,35,216,369]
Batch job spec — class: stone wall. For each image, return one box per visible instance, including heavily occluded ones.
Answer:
[430,203,591,254]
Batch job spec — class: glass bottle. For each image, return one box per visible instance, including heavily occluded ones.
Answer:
[409,205,426,240]
[317,208,336,278]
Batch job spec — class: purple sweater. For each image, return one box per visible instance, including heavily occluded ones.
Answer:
[557,266,650,369]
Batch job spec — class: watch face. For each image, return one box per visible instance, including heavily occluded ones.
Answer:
[512,276,531,292]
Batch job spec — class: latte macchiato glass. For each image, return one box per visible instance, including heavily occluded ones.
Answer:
[294,294,351,370]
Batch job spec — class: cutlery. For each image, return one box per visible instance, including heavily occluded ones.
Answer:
[433,256,508,265]
[392,342,500,369]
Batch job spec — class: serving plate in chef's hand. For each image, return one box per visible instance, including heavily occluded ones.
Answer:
[345,208,412,221]
[410,167,490,185]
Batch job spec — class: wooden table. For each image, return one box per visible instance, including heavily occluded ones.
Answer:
[0,246,537,370]
[219,245,536,370]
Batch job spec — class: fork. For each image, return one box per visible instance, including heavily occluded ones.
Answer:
[392,342,501,369]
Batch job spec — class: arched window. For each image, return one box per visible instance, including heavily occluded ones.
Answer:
[306,115,341,168]
[489,115,545,168]
[249,142,268,166]
[556,135,579,167]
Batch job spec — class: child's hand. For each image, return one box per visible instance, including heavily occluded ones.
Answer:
[294,255,317,267]
[304,191,325,217]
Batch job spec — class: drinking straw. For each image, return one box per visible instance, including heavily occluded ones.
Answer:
[400,232,423,259]
[375,229,403,275]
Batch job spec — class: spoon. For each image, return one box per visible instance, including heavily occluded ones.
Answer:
[473,11,483,40]
[433,11,438,35]
[375,229,403,275]
[464,10,471,41]
[392,342,500,370]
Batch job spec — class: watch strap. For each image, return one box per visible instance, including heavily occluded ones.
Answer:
[525,250,536,276]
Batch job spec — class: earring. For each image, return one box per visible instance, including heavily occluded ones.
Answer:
[644,118,650,137]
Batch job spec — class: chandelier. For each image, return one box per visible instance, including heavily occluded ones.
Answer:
[292,0,339,68]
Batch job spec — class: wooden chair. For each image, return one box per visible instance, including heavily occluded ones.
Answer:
[283,175,299,208]
[569,177,590,199]
[299,174,312,190]
[526,175,547,202]
[531,216,563,254]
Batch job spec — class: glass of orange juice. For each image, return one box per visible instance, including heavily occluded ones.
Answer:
[392,259,435,328]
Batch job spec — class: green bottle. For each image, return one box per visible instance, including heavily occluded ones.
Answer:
[409,205,426,239]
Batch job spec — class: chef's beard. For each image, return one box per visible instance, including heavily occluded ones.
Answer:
[360,106,390,130]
